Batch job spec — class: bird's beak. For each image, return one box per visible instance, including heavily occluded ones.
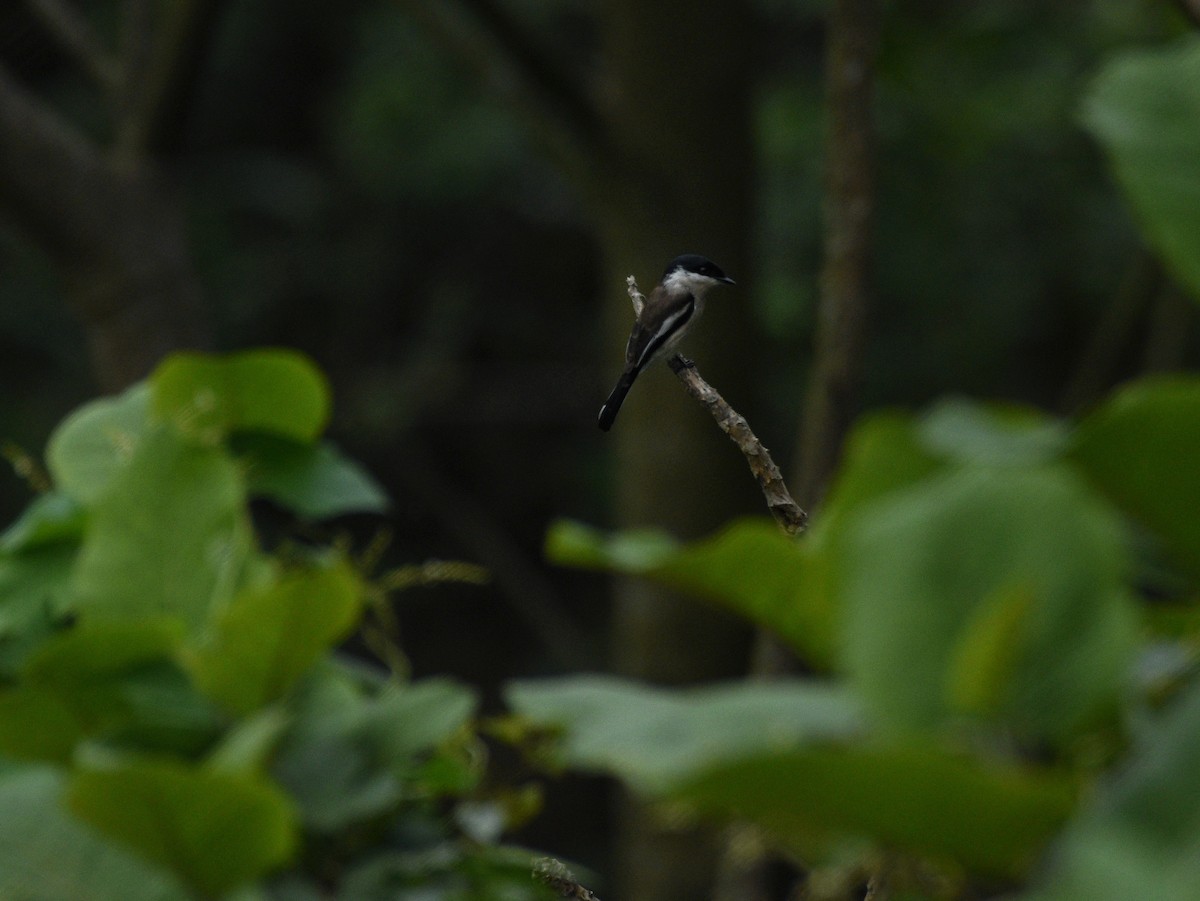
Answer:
[719,276,736,285]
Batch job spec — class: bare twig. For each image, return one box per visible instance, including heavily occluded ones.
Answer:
[533,857,602,901]
[24,0,119,90]
[670,356,808,535]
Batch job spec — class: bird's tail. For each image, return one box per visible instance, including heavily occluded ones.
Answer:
[598,368,638,431]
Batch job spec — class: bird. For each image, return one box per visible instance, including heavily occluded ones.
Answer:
[598,253,735,431]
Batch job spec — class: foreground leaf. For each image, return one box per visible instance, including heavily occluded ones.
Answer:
[151,349,331,443]
[1022,679,1200,900]
[838,465,1136,742]
[0,766,188,901]
[1082,36,1200,300]
[274,669,477,831]
[506,675,863,792]
[547,519,833,663]
[186,560,363,715]
[46,384,150,506]
[675,743,1076,877]
[70,429,253,632]
[1070,376,1200,577]
[68,758,297,898]
[237,434,390,519]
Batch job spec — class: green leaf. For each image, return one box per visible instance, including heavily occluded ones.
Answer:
[506,675,863,793]
[0,766,189,901]
[237,434,390,519]
[18,619,219,754]
[151,349,331,443]
[1021,680,1200,900]
[368,677,478,761]
[186,560,363,715]
[546,520,679,571]
[23,618,184,688]
[674,743,1076,877]
[945,581,1036,716]
[67,758,297,897]
[546,519,834,664]
[71,428,253,632]
[0,492,85,553]
[837,465,1137,742]
[0,544,76,675]
[273,670,476,831]
[1081,36,1200,299]
[46,384,151,505]
[207,707,293,774]
[818,411,944,530]
[917,398,1068,466]
[1070,376,1200,576]
[0,689,83,763]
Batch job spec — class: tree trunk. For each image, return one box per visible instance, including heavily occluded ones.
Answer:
[595,3,758,898]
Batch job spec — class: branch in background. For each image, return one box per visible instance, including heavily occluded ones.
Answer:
[0,60,116,258]
[24,0,119,90]
[113,0,225,161]
[395,0,609,193]
[625,278,808,537]
[0,61,210,388]
[795,0,881,510]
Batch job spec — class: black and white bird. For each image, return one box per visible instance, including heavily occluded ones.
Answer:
[598,253,735,431]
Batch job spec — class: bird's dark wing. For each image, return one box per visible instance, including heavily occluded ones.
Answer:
[624,294,695,370]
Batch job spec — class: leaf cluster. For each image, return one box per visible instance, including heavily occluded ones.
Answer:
[530,378,1200,897]
[0,350,550,901]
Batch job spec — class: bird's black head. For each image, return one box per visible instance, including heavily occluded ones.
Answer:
[664,253,735,285]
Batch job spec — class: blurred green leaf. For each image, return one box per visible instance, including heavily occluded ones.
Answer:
[151,349,331,443]
[838,465,1136,742]
[0,689,82,762]
[546,520,679,571]
[369,678,478,761]
[1070,376,1200,576]
[674,743,1076,877]
[820,412,944,526]
[0,544,76,674]
[46,384,150,505]
[71,428,253,632]
[0,766,188,901]
[274,670,476,831]
[1082,36,1200,299]
[19,619,219,754]
[186,560,362,715]
[1021,679,1200,900]
[506,675,863,793]
[23,618,184,689]
[0,492,85,553]
[207,707,293,774]
[547,519,833,664]
[237,434,389,519]
[68,758,297,897]
[918,398,1068,466]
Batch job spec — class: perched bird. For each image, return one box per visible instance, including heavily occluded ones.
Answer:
[598,253,735,431]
